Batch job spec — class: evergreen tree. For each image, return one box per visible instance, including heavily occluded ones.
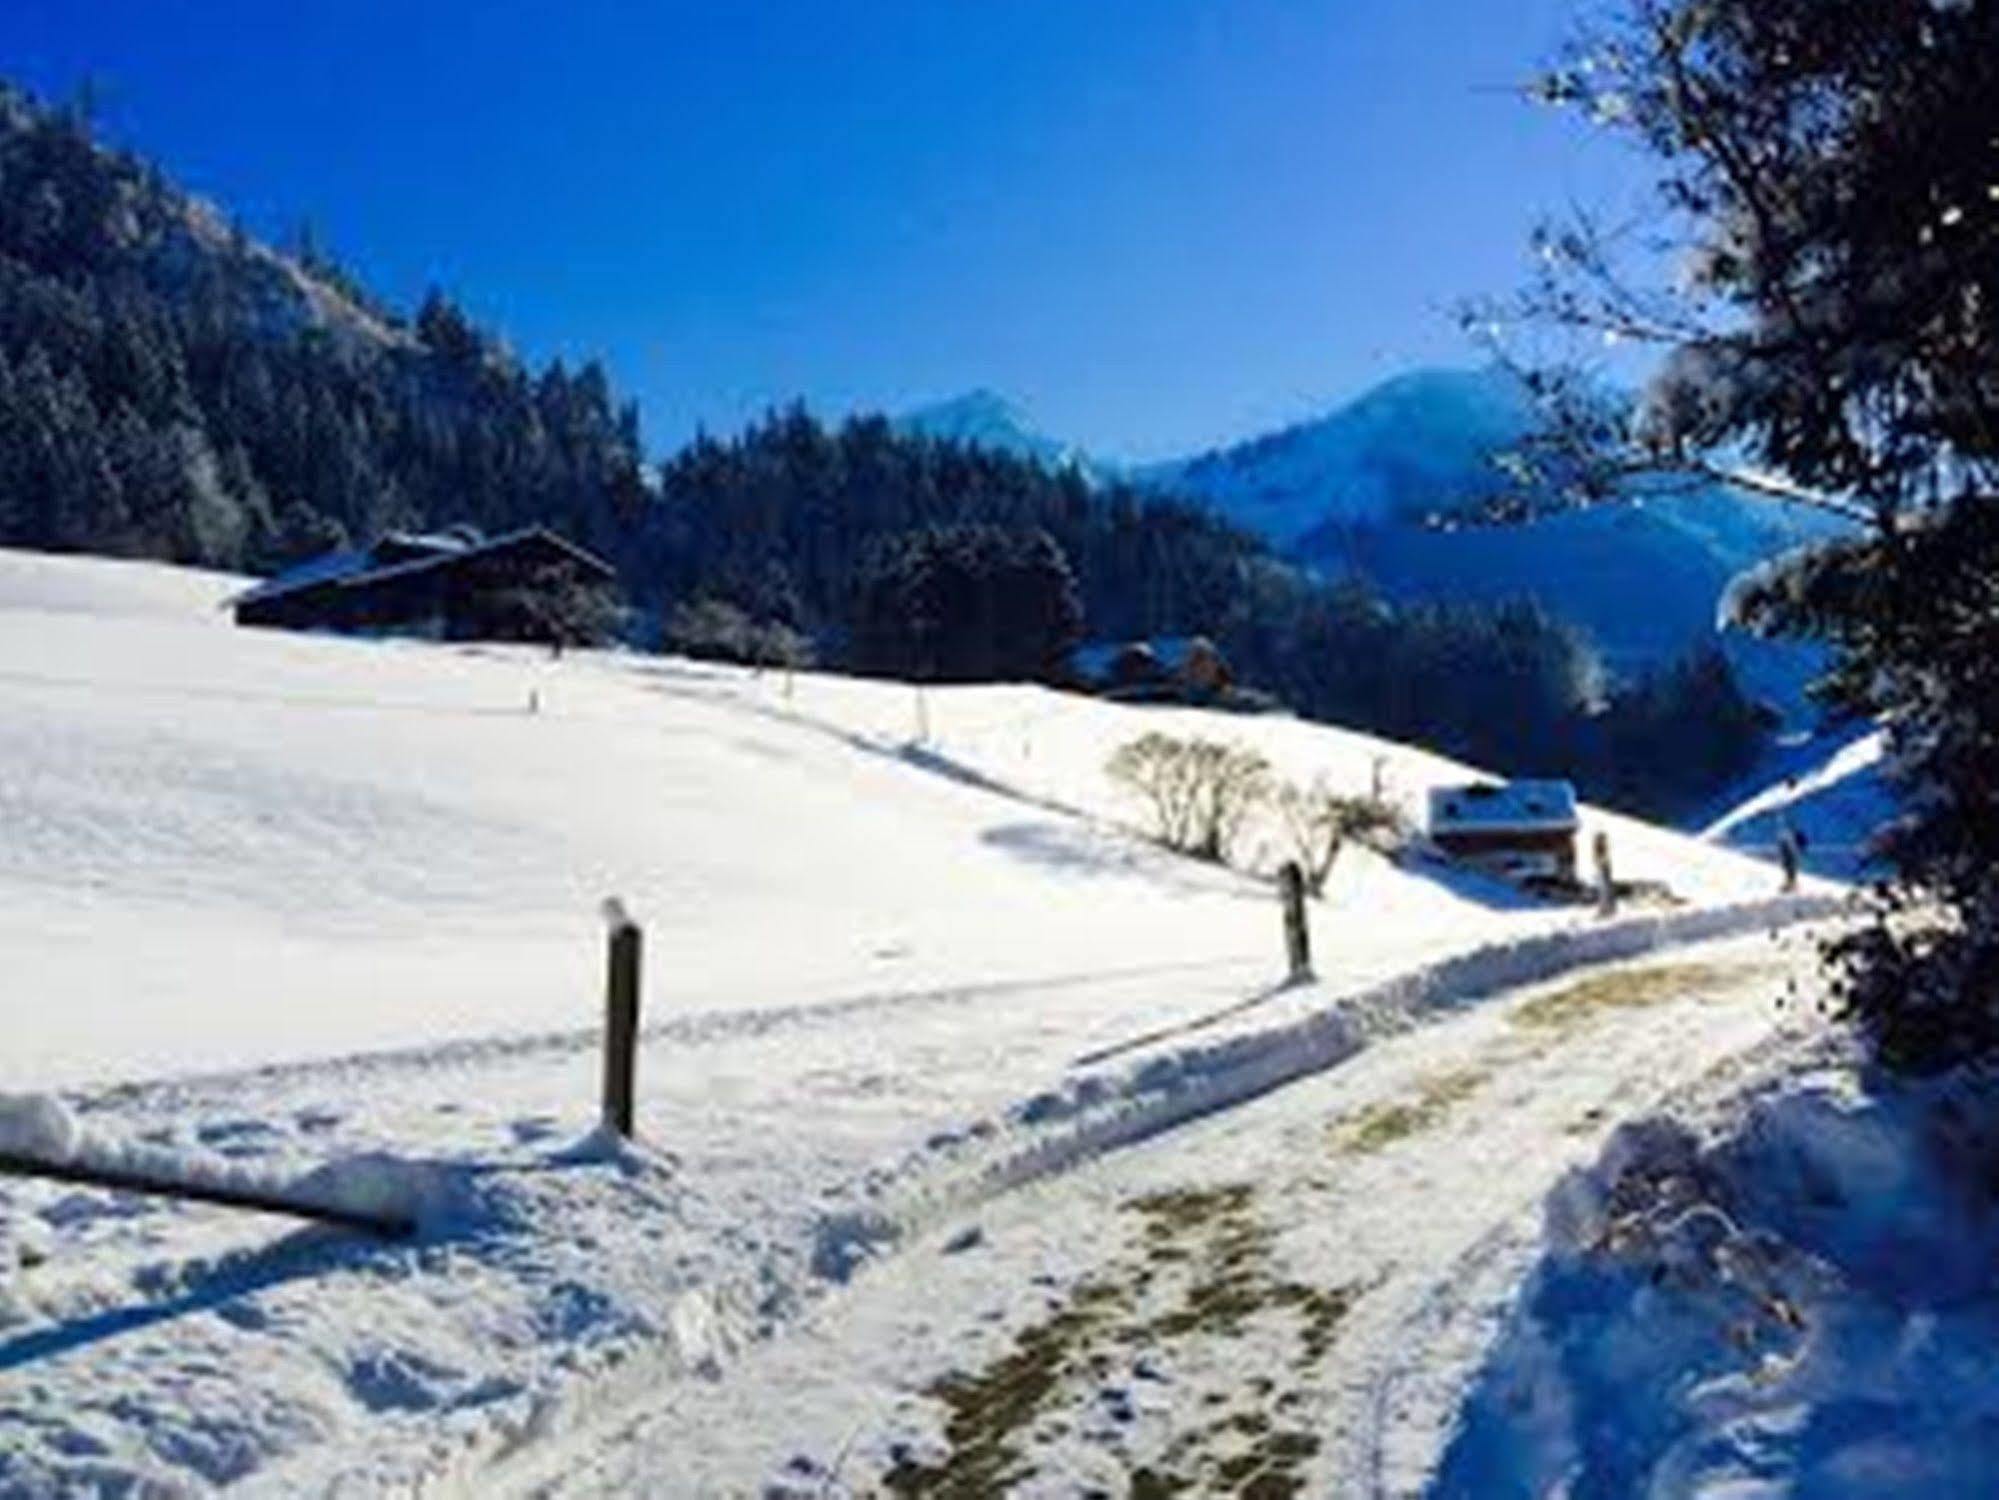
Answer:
[1495,0,1999,1069]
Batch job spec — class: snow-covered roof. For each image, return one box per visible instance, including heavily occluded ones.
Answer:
[230,546,372,607]
[230,525,610,609]
[1072,636,1217,679]
[1428,780,1578,836]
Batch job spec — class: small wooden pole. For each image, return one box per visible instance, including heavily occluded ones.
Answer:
[1777,825,1800,893]
[601,900,643,1137]
[1593,830,1617,917]
[1280,860,1313,982]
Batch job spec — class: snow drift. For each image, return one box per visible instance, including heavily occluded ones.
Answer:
[1434,1050,1999,1496]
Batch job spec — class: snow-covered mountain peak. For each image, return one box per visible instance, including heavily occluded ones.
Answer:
[1142,364,1540,543]
[895,389,1103,478]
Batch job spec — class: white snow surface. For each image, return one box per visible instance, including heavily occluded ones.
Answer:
[1704,729,1890,878]
[1433,1038,1999,1497]
[0,548,1842,1496]
[0,546,1807,1092]
[548,933,1840,1497]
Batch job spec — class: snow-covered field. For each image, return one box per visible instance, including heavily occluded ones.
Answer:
[0,549,1841,1496]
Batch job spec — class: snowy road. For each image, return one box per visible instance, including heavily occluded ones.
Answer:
[542,929,1824,1497]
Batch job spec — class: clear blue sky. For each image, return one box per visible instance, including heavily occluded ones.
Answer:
[2,0,1639,460]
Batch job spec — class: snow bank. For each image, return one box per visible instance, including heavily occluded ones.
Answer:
[0,1092,445,1235]
[1434,1049,1999,1496]
[820,893,1847,1282]
[288,1152,461,1234]
[0,1093,81,1159]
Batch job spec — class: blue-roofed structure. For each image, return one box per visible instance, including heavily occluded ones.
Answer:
[1426,779,1579,882]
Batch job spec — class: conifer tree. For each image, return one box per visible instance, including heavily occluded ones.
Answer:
[1493,0,1999,1069]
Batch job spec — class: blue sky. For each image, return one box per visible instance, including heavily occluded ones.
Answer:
[3,1,1640,460]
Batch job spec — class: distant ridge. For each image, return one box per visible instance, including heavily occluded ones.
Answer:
[915,367,1848,721]
[895,389,1109,482]
[1138,366,1545,544]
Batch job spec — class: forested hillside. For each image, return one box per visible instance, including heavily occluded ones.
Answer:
[0,80,1766,819]
[0,84,650,573]
[621,406,1771,820]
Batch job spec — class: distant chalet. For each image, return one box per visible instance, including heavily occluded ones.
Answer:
[232,524,615,640]
[1426,780,1579,883]
[1073,635,1235,700]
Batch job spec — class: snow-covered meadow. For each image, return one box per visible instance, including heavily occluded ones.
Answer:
[0,549,1839,1495]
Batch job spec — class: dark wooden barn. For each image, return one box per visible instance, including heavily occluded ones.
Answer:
[232,525,616,642]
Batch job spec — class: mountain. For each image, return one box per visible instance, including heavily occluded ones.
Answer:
[0,82,648,576]
[1140,367,1542,543]
[895,389,1109,482]
[1144,366,1850,721]
[1314,490,1844,711]
[895,368,1843,723]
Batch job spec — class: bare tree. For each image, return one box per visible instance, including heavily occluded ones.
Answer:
[1272,777,1407,896]
[1108,733,1271,863]
[1185,739,1273,863]
[1108,733,1203,852]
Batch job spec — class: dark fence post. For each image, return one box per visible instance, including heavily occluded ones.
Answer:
[1280,861,1313,982]
[1778,827,1800,893]
[1593,830,1617,918]
[602,899,643,1137]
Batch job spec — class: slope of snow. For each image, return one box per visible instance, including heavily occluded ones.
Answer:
[0,562,1243,1090]
[0,548,1805,1093]
[0,549,1833,1495]
[1704,729,1890,878]
[0,547,244,620]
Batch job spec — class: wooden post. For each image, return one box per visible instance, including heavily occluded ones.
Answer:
[1280,860,1313,982]
[1593,830,1617,917]
[601,899,643,1137]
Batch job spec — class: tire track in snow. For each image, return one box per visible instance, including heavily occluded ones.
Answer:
[524,932,1831,1497]
[849,895,1846,1258]
[1351,1021,1818,1499]
[469,896,1842,1500]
